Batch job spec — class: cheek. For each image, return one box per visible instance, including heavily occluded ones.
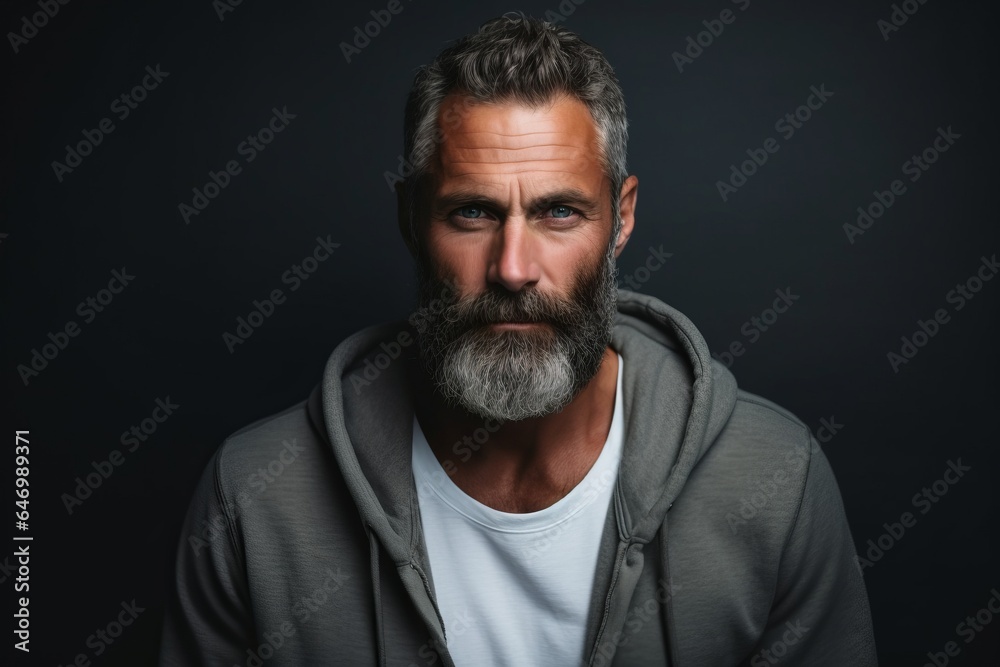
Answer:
[537,244,605,296]
[539,247,580,276]
[424,231,487,283]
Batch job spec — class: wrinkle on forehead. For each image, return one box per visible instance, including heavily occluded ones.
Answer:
[434,93,603,181]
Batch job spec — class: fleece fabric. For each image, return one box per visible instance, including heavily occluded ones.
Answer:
[159,287,878,666]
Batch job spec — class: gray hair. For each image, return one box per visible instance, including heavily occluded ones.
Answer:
[399,12,629,254]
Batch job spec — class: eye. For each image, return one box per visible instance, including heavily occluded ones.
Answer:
[457,205,486,219]
[549,205,575,219]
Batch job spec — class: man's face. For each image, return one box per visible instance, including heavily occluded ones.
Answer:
[409,93,631,422]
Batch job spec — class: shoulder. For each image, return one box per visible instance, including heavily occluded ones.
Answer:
[681,388,822,540]
[706,388,817,478]
[728,389,811,445]
[215,397,306,468]
[669,390,837,592]
[210,392,329,503]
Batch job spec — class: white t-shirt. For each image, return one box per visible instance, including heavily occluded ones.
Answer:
[412,353,624,666]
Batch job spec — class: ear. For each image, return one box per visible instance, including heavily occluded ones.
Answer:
[613,175,638,259]
[396,180,417,259]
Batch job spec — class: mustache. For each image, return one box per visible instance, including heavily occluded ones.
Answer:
[446,288,581,332]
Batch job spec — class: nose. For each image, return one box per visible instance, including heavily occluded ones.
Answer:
[488,219,541,293]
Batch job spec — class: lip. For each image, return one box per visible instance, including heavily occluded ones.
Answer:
[489,322,543,330]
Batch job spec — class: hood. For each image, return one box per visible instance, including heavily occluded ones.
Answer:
[308,287,739,664]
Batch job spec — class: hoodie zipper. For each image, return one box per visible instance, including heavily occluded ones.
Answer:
[366,523,388,667]
[589,502,681,666]
[588,539,631,665]
[661,505,681,667]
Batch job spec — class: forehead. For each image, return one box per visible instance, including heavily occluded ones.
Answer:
[432,93,605,191]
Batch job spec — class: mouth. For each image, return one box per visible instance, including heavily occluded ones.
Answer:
[490,322,538,329]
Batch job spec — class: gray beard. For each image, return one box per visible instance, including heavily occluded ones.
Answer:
[412,236,619,423]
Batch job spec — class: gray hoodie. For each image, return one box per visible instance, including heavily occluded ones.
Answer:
[160,288,877,666]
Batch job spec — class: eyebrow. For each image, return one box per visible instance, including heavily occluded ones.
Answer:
[432,187,602,217]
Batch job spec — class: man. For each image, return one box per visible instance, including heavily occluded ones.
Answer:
[160,14,877,666]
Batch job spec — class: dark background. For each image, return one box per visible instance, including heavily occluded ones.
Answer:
[2,0,997,664]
